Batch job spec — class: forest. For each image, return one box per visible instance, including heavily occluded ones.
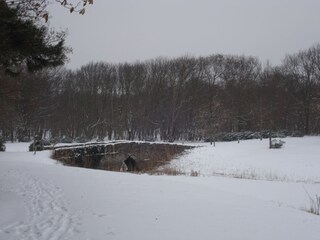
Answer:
[1,44,320,142]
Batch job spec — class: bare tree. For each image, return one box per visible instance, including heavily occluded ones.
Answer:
[221,55,261,132]
[283,45,320,134]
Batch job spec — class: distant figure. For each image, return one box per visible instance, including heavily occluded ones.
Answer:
[120,161,128,172]
[124,156,136,171]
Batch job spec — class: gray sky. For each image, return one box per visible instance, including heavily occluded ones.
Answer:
[49,0,320,69]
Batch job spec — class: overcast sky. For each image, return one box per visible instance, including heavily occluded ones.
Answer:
[48,0,320,69]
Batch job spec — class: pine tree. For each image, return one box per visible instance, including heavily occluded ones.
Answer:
[0,0,69,74]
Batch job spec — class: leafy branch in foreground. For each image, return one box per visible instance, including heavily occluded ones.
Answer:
[4,0,94,22]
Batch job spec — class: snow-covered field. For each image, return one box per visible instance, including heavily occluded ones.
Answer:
[0,137,319,240]
[171,137,320,183]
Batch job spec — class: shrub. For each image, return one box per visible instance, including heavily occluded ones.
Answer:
[152,166,185,176]
[190,170,200,177]
[210,130,300,143]
[270,139,285,149]
[0,138,6,152]
[75,136,89,143]
[29,139,52,152]
[60,137,73,143]
[307,195,320,215]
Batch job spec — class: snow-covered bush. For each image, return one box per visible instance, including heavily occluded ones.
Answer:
[210,130,299,143]
[0,139,5,152]
[28,139,52,152]
[60,137,73,143]
[51,137,74,144]
[190,170,200,177]
[211,131,264,142]
[270,139,285,149]
[75,137,89,143]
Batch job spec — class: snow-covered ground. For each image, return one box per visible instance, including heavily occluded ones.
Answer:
[171,137,320,183]
[0,137,319,240]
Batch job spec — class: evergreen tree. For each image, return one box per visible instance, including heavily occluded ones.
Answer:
[0,0,69,74]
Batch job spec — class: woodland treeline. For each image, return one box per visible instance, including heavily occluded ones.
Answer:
[1,44,320,142]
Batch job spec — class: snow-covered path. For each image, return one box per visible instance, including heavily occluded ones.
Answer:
[1,139,320,240]
[0,152,79,240]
